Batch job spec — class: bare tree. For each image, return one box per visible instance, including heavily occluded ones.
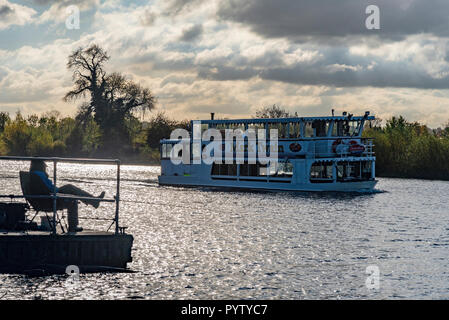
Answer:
[64,44,156,153]
[255,104,291,118]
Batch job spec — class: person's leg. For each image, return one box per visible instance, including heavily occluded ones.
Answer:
[58,184,105,208]
[58,184,94,198]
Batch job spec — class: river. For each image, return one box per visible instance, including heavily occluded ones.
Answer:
[0,161,448,299]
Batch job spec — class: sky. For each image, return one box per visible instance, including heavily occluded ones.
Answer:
[1,0,449,127]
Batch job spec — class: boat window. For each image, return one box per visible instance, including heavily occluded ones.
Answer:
[213,162,268,177]
[332,120,362,136]
[269,161,293,177]
[279,123,288,138]
[348,120,362,136]
[239,164,249,176]
[239,163,260,176]
[268,123,284,139]
[337,161,371,181]
[362,161,372,179]
[211,163,237,176]
[332,121,344,136]
[289,122,301,138]
[211,163,220,175]
[248,123,265,135]
[304,122,314,137]
[312,120,328,137]
[310,162,333,182]
[258,164,269,176]
[161,144,173,159]
[228,123,245,131]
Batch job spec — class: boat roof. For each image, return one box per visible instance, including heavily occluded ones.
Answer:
[197,115,375,124]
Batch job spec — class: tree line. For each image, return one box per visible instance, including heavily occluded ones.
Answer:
[0,109,188,164]
[2,104,449,180]
[364,116,449,180]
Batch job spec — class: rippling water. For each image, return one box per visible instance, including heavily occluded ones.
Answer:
[0,161,448,299]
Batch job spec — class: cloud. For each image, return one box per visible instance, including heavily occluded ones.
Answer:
[2,0,449,127]
[0,0,36,30]
[217,0,449,42]
[0,4,13,17]
[179,24,203,42]
[140,8,157,26]
[164,0,205,16]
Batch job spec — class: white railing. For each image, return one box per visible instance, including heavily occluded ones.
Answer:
[310,138,375,158]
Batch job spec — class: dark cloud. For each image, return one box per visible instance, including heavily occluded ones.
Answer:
[260,63,449,89]
[193,44,449,89]
[179,24,203,41]
[217,0,449,42]
[165,0,204,16]
[0,5,13,17]
[198,66,258,81]
[31,0,53,5]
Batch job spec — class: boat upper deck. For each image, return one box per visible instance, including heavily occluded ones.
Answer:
[198,114,375,125]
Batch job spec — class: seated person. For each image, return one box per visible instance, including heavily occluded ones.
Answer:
[29,159,105,209]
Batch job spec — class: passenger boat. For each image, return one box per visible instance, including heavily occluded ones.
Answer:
[158,111,377,192]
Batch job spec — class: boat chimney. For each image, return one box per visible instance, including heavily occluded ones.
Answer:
[332,109,335,116]
[211,113,215,120]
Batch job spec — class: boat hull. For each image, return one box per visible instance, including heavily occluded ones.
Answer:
[159,175,377,192]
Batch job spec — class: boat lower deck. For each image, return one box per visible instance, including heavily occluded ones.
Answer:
[159,175,378,192]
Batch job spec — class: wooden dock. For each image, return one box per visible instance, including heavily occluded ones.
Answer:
[0,230,134,274]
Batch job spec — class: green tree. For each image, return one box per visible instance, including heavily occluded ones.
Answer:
[27,127,54,156]
[0,112,10,133]
[145,112,183,149]
[2,112,32,155]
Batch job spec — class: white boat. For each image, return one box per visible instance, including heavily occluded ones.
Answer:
[158,111,377,192]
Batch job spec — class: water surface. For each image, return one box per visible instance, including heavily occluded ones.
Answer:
[0,161,448,299]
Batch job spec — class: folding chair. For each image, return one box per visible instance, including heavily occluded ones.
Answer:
[19,171,68,233]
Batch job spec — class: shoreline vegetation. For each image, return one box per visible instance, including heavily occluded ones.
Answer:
[1,107,449,182]
[0,45,448,181]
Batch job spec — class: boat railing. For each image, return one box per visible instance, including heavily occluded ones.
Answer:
[310,137,375,158]
[0,156,122,235]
